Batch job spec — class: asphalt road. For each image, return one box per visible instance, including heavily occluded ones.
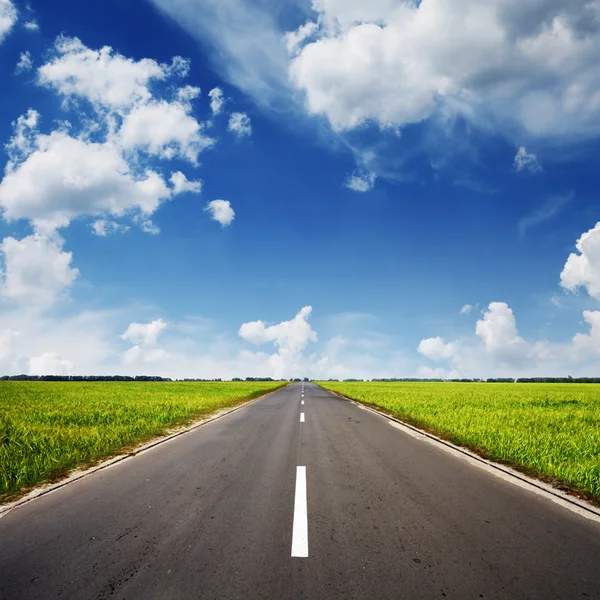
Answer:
[1,383,599,600]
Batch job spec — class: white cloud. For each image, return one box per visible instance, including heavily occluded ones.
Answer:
[139,219,161,235]
[475,302,531,366]
[288,1,600,138]
[205,199,235,227]
[38,36,170,111]
[460,304,473,314]
[5,109,39,167]
[514,146,542,172]
[560,222,600,300]
[417,336,456,361]
[0,129,173,231]
[0,0,17,44]
[228,112,252,137]
[23,20,38,32]
[118,100,214,163]
[0,232,79,308]
[123,345,169,366]
[170,171,202,195]
[208,87,225,115]
[29,352,73,376]
[285,21,318,56]
[239,306,318,379]
[121,319,167,346]
[15,51,33,74]
[345,171,376,192]
[177,85,200,103]
[91,219,129,237]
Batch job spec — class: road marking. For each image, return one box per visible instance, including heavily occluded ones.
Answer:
[300,412,305,422]
[301,400,304,405]
[291,466,308,557]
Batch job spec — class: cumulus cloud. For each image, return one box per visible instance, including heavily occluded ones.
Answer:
[514,146,542,172]
[121,319,167,346]
[29,352,73,376]
[0,128,173,231]
[417,336,456,361]
[288,0,600,138]
[239,306,318,379]
[38,36,170,111]
[15,51,33,74]
[91,220,129,237]
[345,171,376,192]
[475,302,531,365]
[170,171,202,194]
[118,100,214,163]
[208,87,225,115]
[460,304,473,314]
[560,222,600,300]
[0,0,17,44]
[0,232,79,308]
[205,199,235,226]
[23,20,38,31]
[228,112,251,136]
[0,36,213,258]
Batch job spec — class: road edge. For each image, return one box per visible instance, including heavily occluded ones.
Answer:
[319,385,600,524]
[0,384,288,518]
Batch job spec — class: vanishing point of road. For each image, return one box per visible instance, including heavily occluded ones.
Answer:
[1,383,599,599]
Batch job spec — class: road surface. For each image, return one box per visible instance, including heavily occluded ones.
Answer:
[1,383,599,599]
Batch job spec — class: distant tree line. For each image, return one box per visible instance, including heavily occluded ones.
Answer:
[0,375,172,382]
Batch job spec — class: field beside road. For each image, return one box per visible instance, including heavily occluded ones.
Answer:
[318,381,600,504]
[0,381,286,501]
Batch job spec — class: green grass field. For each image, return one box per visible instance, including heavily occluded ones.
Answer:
[319,382,600,504]
[0,381,286,501]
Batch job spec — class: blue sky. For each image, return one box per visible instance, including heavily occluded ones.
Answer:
[2,0,600,379]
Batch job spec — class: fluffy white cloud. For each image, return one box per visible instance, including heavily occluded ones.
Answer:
[417,336,456,361]
[345,171,375,192]
[514,146,542,172]
[118,100,214,163]
[0,232,79,307]
[15,51,33,74]
[0,129,173,230]
[475,302,530,365]
[460,304,473,314]
[205,199,235,226]
[29,352,73,376]
[208,87,225,115]
[571,310,600,357]
[228,112,251,136]
[123,345,169,366]
[170,171,202,195]
[121,319,167,346]
[38,36,170,111]
[560,222,600,300]
[289,0,600,138]
[239,306,317,351]
[91,220,130,237]
[239,306,318,379]
[23,20,38,32]
[0,0,16,44]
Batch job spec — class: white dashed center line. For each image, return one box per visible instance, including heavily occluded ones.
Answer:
[291,466,308,557]
[301,400,304,405]
[300,412,305,422]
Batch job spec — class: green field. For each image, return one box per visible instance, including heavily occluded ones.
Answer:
[0,381,286,501]
[319,382,600,504]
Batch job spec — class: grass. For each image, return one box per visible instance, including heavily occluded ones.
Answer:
[0,381,286,502]
[318,381,600,505]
